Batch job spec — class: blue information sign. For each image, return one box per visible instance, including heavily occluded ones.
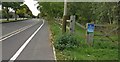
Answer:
[87,24,94,33]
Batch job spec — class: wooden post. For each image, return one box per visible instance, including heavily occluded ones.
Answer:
[86,23,95,46]
[70,15,75,34]
[62,15,67,33]
[62,0,67,33]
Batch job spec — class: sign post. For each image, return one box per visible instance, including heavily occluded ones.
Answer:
[86,23,95,46]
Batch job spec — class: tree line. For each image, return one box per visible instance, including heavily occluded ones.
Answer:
[38,2,118,25]
[2,2,118,24]
[2,2,35,21]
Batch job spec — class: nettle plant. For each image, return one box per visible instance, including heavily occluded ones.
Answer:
[54,33,80,51]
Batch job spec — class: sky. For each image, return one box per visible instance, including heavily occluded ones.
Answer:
[0,5,1,10]
[24,0,40,16]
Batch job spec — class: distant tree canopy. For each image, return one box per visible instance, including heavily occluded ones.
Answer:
[38,2,64,19]
[2,2,118,24]
[38,2,118,24]
[2,2,34,21]
[2,2,13,21]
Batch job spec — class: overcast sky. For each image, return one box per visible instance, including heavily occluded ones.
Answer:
[24,0,40,16]
[0,5,1,10]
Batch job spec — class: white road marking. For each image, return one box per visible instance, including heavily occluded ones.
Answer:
[1,25,31,38]
[9,20,44,61]
[0,25,32,41]
[52,44,57,60]
[0,19,41,39]
[0,22,39,42]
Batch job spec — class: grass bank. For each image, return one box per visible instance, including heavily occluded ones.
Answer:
[0,18,29,23]
[48,19,118,61]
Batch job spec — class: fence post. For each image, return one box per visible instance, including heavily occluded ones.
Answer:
[86,23,95,46]
[70,15,75,34]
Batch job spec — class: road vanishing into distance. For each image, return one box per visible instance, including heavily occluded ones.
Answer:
[0,19,55,61]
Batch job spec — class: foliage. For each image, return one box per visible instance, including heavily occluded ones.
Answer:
[2,2,12,21]
[39,2,118,25]
[49,19,118,60]
[68,2,118,24]
[46,2,118,60]
[11,2,23,21]
[54,33,80,51]
[2,2,33,20]
[16,4,33,18]
[38,2,64,18]
[2,2,22,21]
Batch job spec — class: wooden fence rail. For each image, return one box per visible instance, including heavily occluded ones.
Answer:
[75,22,118,42]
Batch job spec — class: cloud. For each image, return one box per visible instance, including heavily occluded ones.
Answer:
[24,0,40,16]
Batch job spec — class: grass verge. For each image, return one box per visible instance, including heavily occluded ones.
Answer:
[48,19,118,60]
[0,19,29,23]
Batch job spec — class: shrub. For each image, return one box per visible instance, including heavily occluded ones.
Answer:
[54,33,80,51]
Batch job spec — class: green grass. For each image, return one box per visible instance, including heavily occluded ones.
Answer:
[0,19,29,23]
[0,20,17,23]
[68,48,118,60]
[48,20,118,60]
[48,20,62,41]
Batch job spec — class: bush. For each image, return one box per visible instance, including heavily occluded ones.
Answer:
[54,33,80,51]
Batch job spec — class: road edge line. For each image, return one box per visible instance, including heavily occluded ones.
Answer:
[52,44,57,61]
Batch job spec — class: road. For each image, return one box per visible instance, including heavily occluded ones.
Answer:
[1,19,55,61]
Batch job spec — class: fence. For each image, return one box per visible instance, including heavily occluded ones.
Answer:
[76,22,118,43]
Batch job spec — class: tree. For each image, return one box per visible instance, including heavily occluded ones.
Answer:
[38,2,118,25]
[2,2,12,21]
[10,2,23,21]
[16,4,32,19]
[67,2,118,24]
[38,2,63,19]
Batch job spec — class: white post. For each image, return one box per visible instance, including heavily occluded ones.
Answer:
[64,0,67,16]
[70,15,75,33]
[0,2,2,62]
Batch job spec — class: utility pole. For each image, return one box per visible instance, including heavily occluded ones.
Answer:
[62,0,67,33]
